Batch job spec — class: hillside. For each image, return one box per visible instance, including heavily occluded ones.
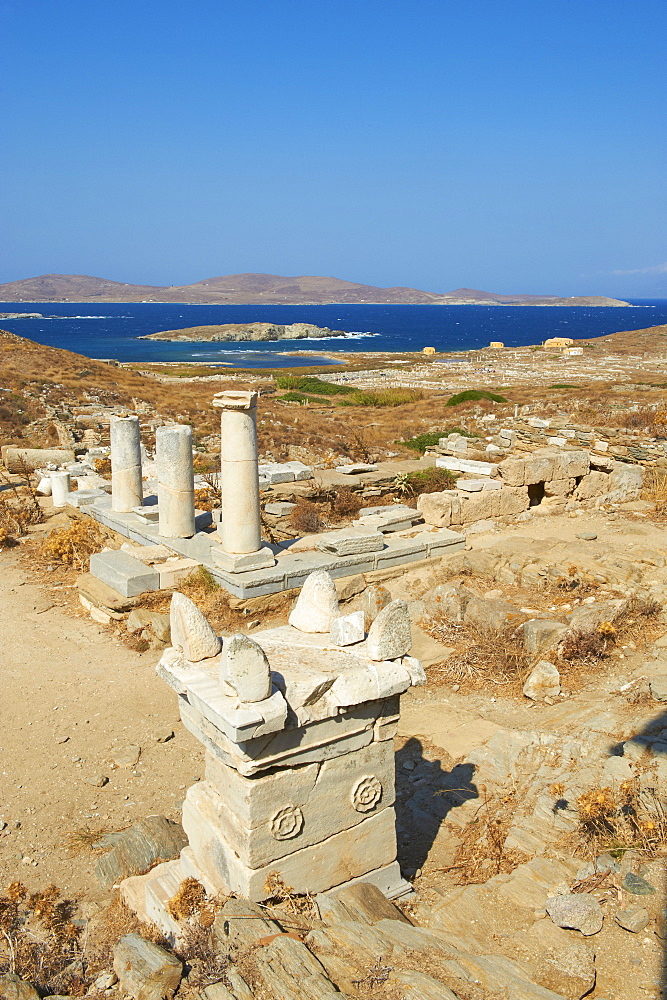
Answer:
[0,272,629,306]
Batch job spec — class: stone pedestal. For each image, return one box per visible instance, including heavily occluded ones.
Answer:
[211,390,275,573]
[50,471,71,508]
[156,425,195,538]
[111,416,143,513]
[120,571,423,936]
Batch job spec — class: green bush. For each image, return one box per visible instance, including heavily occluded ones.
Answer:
[338,388,423,407]
[277,391,323,404]
[275,375,355,395]
[445,389,507,406]
[397,428,478,453]
[550,383,578,389]
[393,467,457,497]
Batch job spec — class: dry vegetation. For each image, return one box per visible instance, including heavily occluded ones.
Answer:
[575,780,667,858]
[39,520,109,570]
[0,465,44,546]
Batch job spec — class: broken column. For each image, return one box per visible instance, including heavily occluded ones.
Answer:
[50,470,71,508]
[120,571,424,935]
[211,390,275,572]
[156,424,195,538]
[111,416,143,513]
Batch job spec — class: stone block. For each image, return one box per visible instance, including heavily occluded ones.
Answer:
[264,501,296,516]
[330,610,365,646]
[523,619,567,654]
[158,557,201,588]
[113,935,182,1000]
[283,460,314,481]
[496,485,531,516]
[316,528,385,556]
[178,694,393,775]
[89,550,160,598]
[77,572,137,612]
[181,803,397,900]
[574,471,609,499]
[552,449,590,480]
[335,463,378,474]
[95,816,187,887]
[544,477,573,497]
[193,740,395,867]
[258,463,296,484]
[458,491,497,523]
[522,455,556,485]
[1,446,75,472]
[211,544,276,573]
[416,490,458,527]
[497,457,526,486]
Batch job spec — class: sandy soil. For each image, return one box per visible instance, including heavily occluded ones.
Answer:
[0,550,203,901]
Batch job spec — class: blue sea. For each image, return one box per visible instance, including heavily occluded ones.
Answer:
[1,300,666,368]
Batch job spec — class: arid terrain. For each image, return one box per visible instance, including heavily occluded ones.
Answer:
[3,322,667,1000]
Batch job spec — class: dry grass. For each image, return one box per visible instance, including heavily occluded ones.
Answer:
[575,780,667,858]
[441,789,527,884]
[39,520,108,570]
[643,467,667,519]
[0,465,44,546]
[62,826,109,858]
[427,620,531,691]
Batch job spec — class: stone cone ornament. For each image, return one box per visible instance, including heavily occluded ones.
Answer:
[221,633,272,703]
[170,592,222,662]
[288,569,340,632]
[366,599,412,661]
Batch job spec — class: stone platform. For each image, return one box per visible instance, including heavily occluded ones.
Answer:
[84,495,466,599]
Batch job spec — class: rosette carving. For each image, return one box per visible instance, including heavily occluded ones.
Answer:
[270,805,304,840]
[351,775,383,812]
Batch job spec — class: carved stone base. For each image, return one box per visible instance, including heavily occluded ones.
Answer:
[211,544,276,573]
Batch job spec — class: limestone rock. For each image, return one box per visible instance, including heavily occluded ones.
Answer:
[113,935,182,1000]
[533,941,596,999]
[546,893,603,935]
[170,592,221,661]
[330,611,365,646]
[361,585,392,624]
[0,974,40,1000]
[366,600,412,661]
[650,676,667,702]
[222,633,272,703]
[288,570,339,632]
[523,660,561,701]
[523,619,567,654]
[95,816,187,887]
[615,905,649,932]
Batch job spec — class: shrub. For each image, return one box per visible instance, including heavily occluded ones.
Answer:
[275,375,355,395]
[576,780,667,856]
[446,389,508,406]
[40,521,107,569]
[277,391,323,404]
[289,500,322,534]
[332,488,362,516]
[393,467,457,498]
[398,428,477,453]
[339,388,423,407]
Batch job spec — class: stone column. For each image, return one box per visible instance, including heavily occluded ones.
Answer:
[156,424,195,538]
[50,471,71,508]
[211,391,275,572]
[111,415,143,513]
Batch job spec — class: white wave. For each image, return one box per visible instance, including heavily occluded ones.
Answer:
[49,314,133,319]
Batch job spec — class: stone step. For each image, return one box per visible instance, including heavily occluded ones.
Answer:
[89,549,160,597]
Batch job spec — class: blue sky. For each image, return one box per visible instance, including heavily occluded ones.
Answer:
[1,0,665,296]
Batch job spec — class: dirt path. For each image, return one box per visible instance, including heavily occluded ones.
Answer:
[0,551,202,901]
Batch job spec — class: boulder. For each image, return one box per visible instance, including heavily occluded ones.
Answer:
[463,596,522,630]
[0,975,40,1000]
[523,619,567,654]
[416,490,459,527]
[523,660,560,701]
[113,935,182,1000]
[533,941,596,1000]
[615,906,649,933]
[546,894,603,936]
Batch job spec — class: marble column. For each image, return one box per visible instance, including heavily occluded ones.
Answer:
[211,391,275,572]
[156,424,195,538]
[111,415,143,513]
[50,471,71,508]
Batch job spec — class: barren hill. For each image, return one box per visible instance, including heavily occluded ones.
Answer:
[0,272,629,306]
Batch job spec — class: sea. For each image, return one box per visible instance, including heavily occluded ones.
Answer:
[1,300,666,369]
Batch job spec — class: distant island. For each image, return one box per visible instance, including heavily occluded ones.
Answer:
[0,272,630,307]
[138,322,348,342]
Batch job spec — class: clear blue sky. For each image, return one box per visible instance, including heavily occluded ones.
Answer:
[1,0,665,297]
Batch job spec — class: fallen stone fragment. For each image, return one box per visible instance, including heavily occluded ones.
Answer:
[222,633,272,703]
[533,941,596,1000]
[649,676,667,702]
[366,599,412,661]
[152,728,174,743]
[85,774,109,787]
[112,745,141,768]
[615,906,649,932]
[523,660,561,701]
[0,973,40,1000]
[546,893,603,935]
[95,816,188,887]
[330,611,365,646]
[576,532,597,540]
[170,592,221,662]
[622,872,655,895]
[288,570,339,632]
[361,584,392,624]
[113,934,182,1000]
